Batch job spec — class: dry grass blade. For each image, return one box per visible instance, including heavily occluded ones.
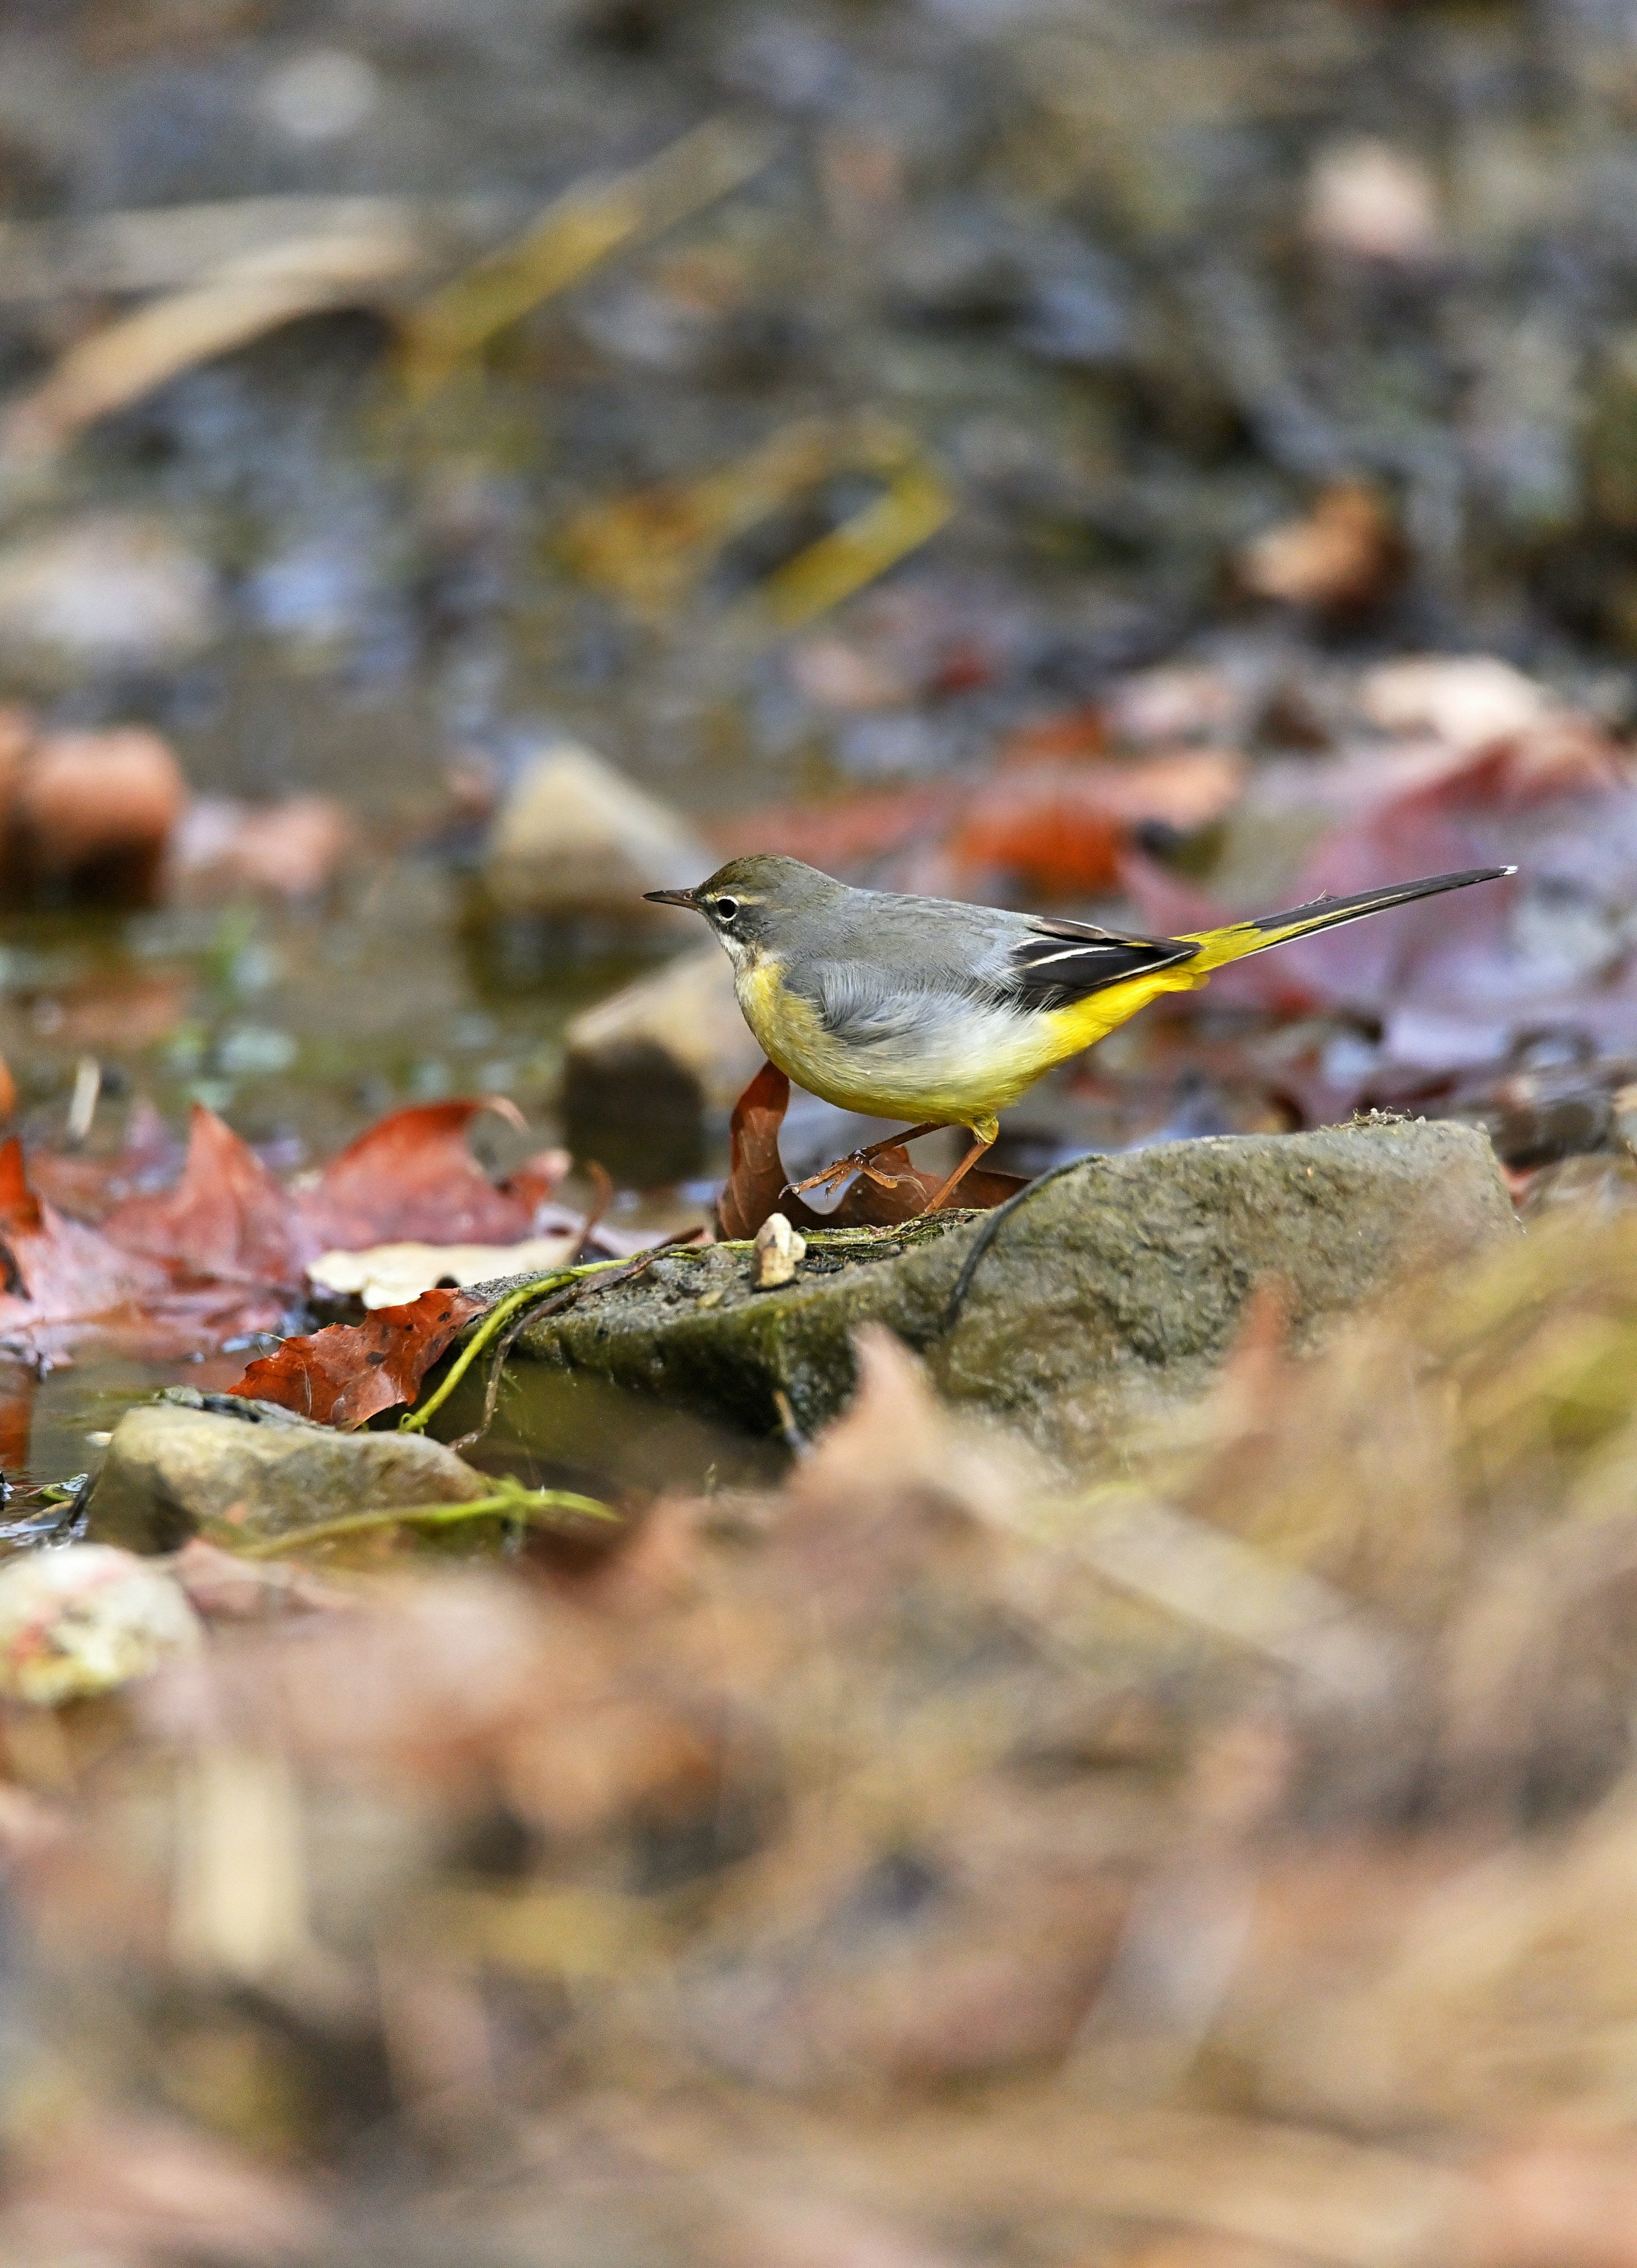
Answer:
[750,446,955,634]
[564,411,953,630]
[0,194,501,302]
[399,114,777,405]
[2,222,434,459]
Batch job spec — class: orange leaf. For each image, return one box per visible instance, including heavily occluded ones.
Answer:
[101,1105,304,1286]
[228,1285,489,1429]
[294,1099,532,1250]
[716,1063,1021,1240]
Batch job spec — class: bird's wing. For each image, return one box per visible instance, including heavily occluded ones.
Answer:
[1000,915,1199,1010]
[800,915,1200,1043]
[806,959,959,1049]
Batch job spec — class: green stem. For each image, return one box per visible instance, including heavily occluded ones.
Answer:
[397,1259,629,1434]
[231,1478,616,1560]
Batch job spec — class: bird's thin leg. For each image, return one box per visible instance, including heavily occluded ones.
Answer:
[925,1129,996,1213]
[786,1121,949,1198]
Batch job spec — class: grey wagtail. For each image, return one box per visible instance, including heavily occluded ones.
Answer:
[645,856,1516,1211]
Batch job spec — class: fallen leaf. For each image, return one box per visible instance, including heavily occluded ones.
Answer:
[307,1227,584,1309]
[227,1283,489,1427]
[949,747,1246,894]
[294,1099,533,1250]
[716,1062,1021,1241]
[720,749,1246,896]
[1118,718,1636,1054]
[0,1360,32,1472]
[1000,706,1108,764]
[103,1104,305,1286]
[1238,482,1406,616]
[28,1096,181,1221]
[0,1135,172,1354]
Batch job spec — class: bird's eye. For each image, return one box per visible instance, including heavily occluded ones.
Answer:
[714,895,740,922]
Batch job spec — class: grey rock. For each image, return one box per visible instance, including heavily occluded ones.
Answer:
[84,1396,492,1555]
[449,1120,1516,1462]
[480,741,711,933]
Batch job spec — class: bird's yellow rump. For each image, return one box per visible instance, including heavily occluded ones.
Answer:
[645,856,1516,1209]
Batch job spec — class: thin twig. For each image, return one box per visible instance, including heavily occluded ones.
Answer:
[231,1477,616,1560]
[448,1277,586,1452]
[569,1160,615,1263]
[407,1229,708,1450]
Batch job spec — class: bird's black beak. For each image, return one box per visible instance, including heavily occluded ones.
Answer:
[643,887,700,908]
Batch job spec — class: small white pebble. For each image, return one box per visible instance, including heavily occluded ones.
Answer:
[752,1211,807,1289]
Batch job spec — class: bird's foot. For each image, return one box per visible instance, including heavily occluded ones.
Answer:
[785,1147,907,1199]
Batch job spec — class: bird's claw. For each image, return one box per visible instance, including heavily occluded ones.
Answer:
[786,1147,904,1200]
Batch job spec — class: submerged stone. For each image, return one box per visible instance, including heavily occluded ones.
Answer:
[444,1119,1516,1462]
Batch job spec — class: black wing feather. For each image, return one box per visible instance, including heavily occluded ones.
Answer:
[1001,915,1199,1011]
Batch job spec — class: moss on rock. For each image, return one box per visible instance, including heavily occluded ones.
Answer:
[440,1120,1517,1463]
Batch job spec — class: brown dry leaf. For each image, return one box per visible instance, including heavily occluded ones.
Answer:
[293,1097,532,1250]
[717,1061,806,1240]
[949,746,1246,893]
[227,1282,488,1427]
[716,1062,1020,1240]
[102,1103,305,1287]
[0,1134,172,1356]
[27,1095,179,1221]
[1238,482,1407,615]
[712,784,958,874]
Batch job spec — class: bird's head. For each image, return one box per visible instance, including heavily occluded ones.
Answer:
[644,855,844,965]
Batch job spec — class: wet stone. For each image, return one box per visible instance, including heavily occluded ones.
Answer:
[84,1389,492,1555]
[441,1120,1517,1462]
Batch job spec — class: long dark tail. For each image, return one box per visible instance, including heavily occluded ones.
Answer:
[1185,865,1516,971]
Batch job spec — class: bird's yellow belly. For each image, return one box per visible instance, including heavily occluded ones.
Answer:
[735,959,1201,1128]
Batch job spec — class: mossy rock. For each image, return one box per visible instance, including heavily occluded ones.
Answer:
[437,1120,1516,1463]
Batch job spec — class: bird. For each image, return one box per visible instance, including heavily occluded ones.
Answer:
[644,855,1516,1213]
